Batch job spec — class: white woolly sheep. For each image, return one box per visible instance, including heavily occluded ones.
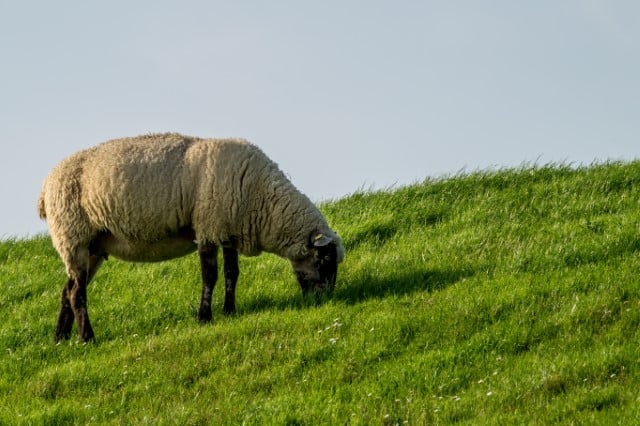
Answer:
[38,133,344,342]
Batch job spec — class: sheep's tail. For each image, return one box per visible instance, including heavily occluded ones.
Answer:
[38,188,47,219]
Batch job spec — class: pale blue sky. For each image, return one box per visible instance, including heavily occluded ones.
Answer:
[1,1,639,238]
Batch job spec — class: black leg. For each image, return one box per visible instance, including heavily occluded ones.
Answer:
[69,269,94,342]
[55,254,104,343]
[222,247,239,315]
[55,278,75,342]
[198,242,218,323]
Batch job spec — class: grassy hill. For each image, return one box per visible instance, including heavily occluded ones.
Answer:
[2,161,640,424]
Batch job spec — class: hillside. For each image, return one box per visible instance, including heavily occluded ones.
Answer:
[2,161,640,424]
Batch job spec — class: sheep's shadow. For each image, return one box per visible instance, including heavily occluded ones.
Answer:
[333,267,474,305]
[238,266,475,315]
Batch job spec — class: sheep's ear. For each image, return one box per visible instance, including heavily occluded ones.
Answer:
[311,232,332,247]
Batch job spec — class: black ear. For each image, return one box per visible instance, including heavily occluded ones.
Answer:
[311,232,333,247]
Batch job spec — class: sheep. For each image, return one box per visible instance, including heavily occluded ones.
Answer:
[38,133,344,342]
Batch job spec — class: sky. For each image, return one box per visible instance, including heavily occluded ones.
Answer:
[1,1,639,238]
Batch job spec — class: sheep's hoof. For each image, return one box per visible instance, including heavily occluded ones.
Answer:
[54,331,71,343]
[198,310,212,323]
[55,312,74,342]
[80,328,95,343]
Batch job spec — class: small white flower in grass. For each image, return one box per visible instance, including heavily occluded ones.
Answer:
[452,395,461,401]
[329,337,338,345]
[486,391,493,396]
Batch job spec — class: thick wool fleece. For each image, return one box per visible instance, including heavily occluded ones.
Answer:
[39,133,342,276]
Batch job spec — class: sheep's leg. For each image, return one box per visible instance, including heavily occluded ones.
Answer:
[55,278,76,342]
[86,254,106,284]
[55,254,104,343]
[222,247,239,315]
[198,242,218,323]
[69,268,94,342]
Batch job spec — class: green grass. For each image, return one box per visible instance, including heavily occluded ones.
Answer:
[2,161,640,424]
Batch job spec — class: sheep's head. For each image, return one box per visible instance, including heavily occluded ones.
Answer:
[291,232,343,296]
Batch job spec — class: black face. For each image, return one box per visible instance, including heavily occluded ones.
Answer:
[291,242,339,295]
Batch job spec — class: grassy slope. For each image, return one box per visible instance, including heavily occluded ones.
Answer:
[1,161,640,424]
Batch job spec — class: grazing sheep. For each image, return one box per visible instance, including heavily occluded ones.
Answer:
[38,133,344,342]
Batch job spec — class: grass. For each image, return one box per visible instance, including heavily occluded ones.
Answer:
[2,161,640,424]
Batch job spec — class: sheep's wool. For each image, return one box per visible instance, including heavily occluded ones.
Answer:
[39,133,343,276]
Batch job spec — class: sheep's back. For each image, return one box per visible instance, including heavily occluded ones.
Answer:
[45,132,302,256]
[79,135,198,241]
